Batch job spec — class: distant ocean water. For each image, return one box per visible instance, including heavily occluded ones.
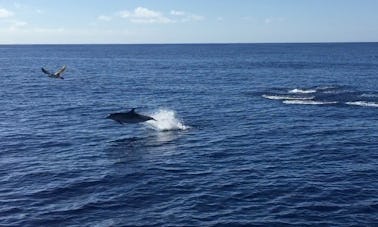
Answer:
[0,43,377,226]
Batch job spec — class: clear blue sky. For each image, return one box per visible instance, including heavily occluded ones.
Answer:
[0,0,377,44]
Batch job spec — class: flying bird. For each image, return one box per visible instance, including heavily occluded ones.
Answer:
[41,65,67,79]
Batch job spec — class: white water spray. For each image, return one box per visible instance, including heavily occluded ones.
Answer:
[145,109,190,131]
[289,88,317,94]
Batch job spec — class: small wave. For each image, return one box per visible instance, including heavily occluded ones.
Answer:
[345,101,378,107]
[146,109,190,131]
[283,100,338,105]
[262,95,314,100]
[289,88,317,94]
[316,85,339,90]
[360,93,378,98]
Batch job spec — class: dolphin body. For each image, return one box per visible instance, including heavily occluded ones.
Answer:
[106,108,156,124]
[41,65,66,79]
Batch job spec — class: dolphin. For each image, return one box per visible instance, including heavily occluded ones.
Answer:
[41,65,66,79]
[106,108,156,124]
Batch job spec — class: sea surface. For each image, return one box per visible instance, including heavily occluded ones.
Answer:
[1,43,377,226]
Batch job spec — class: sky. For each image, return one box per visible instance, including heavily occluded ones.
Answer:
[0,0,377,44]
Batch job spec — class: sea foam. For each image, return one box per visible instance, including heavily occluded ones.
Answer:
[289,88,317,94]
[346,101,378,107]
[283,100,338,105]
[262,94,314,100]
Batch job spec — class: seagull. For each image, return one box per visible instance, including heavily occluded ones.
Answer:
[41,65,67,79]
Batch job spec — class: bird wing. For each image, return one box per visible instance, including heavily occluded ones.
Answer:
[54,65,66,76]
[41,67,51,75]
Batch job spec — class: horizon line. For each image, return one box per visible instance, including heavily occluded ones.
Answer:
[0,41,377,45]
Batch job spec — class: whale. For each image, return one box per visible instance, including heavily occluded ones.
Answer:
[106,108,156,124]
[41,65,66,79]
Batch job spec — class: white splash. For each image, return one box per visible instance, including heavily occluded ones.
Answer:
[283,100,338,105]
[346,101,378,108]
[289,88,317,94]
[145,109,190,131]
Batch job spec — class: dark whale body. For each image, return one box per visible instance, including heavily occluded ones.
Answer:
[106,108,155,124]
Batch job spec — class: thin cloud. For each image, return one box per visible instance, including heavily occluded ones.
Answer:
[0,8,14,18]
[170,10,204,22]
[98,15,112,21]
[264,17,285,24]
[170,10,185,16]
[13,3,24,9]
[119,7,173,24]
[11,20,27,27]
[35,9,44,14]
[118,7,204,24]
[8,20,27,31]
[33,27,65,33]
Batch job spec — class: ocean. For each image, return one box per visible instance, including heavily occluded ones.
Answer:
[1,43,377,226]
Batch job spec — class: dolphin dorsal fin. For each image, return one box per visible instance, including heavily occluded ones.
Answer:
[130,108,136,113]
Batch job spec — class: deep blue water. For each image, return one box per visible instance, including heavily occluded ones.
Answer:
[1,43,378,226]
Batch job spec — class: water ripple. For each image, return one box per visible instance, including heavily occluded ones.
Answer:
[1,44,378,226]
